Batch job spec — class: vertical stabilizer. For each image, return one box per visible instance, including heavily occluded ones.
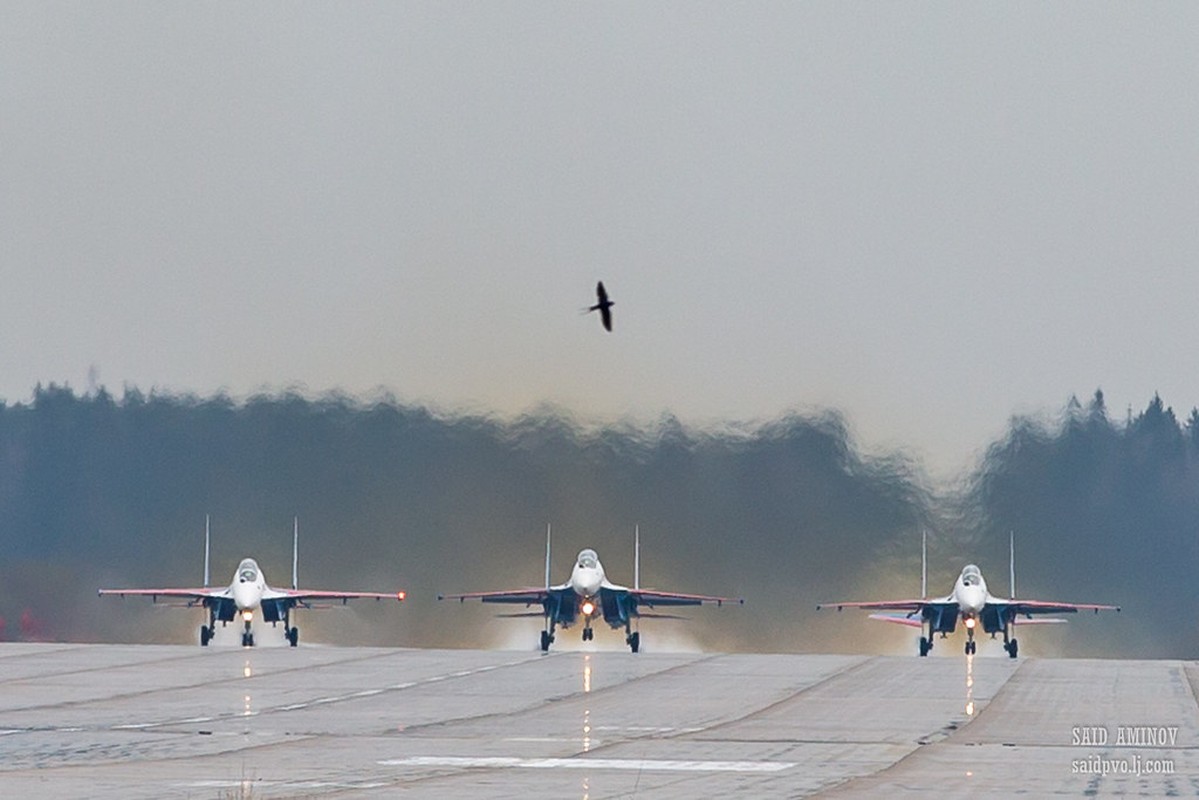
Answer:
[634,525,641,590]
[921,529,927,599]
[292,517,299,591]
[204,515,211,588]
[544,523,552,590]
[1009,531,1015,599]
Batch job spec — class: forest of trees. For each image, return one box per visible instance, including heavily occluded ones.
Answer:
[957,389,1199,656]
[0,384,1193,656]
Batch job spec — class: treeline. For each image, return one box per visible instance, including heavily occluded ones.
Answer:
[0,384,1191,656]
[958,389,1199,656]
[0,384,925,650]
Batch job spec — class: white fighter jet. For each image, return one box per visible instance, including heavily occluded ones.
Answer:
[817,533,1119,657]
[99,517,405,646]
[439,526,741,652]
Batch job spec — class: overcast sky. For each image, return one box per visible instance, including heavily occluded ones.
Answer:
[3,4,1197,475]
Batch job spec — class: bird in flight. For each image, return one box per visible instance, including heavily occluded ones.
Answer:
[588,281,614,332]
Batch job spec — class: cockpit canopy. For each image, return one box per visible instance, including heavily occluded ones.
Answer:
[238,559,259,584]
[960,564,982,586]
[577,549,599,570]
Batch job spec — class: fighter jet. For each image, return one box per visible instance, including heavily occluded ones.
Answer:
[439,526,741,652]
[99,517,405,646]
[588,281,614,331]
[817,533,1119,658]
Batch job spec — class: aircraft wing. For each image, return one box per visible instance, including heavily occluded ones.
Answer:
[868,612,925,628]
[438,587,556,605]
[439,586,581,627]
[253,587,403,625]
[820,598,962,634]
[990,599,1121,617]
[98,586,238,621]
[98,587,229,604]
[626,588,744,608]
[263,587,405,605]
[816,598,938,613]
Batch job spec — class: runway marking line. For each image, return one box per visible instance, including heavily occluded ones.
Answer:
[379,756,794,773]
[103,655,536,731]
[183,780,390,790]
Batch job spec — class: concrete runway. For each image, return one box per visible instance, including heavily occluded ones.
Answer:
[1,642,1197,798]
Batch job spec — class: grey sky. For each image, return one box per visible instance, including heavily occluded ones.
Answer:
[3,4,1197,475]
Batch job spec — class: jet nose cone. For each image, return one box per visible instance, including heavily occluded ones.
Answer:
[233,583,258,609]
[960,586,985,613]
[575,571,602,598]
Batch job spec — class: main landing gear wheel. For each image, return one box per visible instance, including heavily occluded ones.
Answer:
[540,630,553,652]
[627,631,640,653]
[1005,638,1018,659]
[200,625,212,647]
[918,636,932,657]
[287,627,299,647]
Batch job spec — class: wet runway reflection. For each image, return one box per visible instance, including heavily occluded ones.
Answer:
[582,655,592,752]
[964,652,974,717]
[243,657,254,718]
[582,654,592,800]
